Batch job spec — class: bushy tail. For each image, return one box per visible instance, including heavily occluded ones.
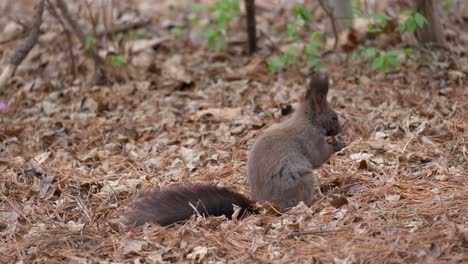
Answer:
[126,184,256,226]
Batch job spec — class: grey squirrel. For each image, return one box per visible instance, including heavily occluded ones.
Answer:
[126,74,345,226]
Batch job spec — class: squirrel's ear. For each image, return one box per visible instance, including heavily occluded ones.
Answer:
[305,73,329,111]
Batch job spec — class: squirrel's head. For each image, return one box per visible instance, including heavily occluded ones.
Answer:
[304,74,342,136]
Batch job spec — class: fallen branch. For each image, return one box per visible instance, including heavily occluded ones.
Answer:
[0,0,45,90]
[95,19,151,37]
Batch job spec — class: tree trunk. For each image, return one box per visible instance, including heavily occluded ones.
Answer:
[330,0,353,32]
[245,0,257,55]
[0,0,45,90]
[415,0,444,44]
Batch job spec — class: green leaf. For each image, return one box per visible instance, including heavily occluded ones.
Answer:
[362,48,377,58]
[204,28,217,49]
[352,6,362,17]
[216,32,227,51]
[111,55,127,67]
[307,59,321,70]
[404,47,414,54]
[387,50,401,57]
[310,31,322,40]
[171,28,185,37]
[371,55,385,70]
[367,24,381,33]
[387,56,400,68]
[268,58,285,73]
[407,18,417,33]
[369,12,391,32]
[414,13,427,27]
[294,6,312,22]
[85,37,96,50]
[287,24,298,39]
[283,47,297,65]
[398,23,406,33]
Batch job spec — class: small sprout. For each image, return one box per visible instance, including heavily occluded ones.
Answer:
[85,37,96,50]
[111,55,128,68]
[268,58,285,73]
[171,27,185,37]
[191,0,240,51]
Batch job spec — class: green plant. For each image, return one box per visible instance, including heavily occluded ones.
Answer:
[84,36,129,68]
[287,6,313,40]
[268,32,323,73]
[368,12,392,33]
[85,36,96,50]
[370,49,401,72]
[189,0,240,51]
[352,0,363,16]
[399,12,427,33]
[352,46,397,73]
[171,27,185,38]
[347,7,431,74]
[268,46,298,73]
[189,3,204,26]
[268,6,322,73]
[111,55,128,68]
[304,31,322,70]
[352,45,438,73]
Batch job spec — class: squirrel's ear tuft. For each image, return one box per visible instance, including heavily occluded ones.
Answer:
[306,73,329,111]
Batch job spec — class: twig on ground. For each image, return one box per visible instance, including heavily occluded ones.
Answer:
[287,229,343,238]
[0,0,45,90]
[95,19,151,37]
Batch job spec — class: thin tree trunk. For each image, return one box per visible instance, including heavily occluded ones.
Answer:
[245,0,257,55]
[329,0,353,32]
[415,0,444,44]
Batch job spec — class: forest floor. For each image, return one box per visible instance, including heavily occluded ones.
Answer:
[0,0,467,263]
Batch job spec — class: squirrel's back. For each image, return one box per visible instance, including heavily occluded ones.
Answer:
[127,184,255,226]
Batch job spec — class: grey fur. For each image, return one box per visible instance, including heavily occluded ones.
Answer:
[247,75,345,208]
